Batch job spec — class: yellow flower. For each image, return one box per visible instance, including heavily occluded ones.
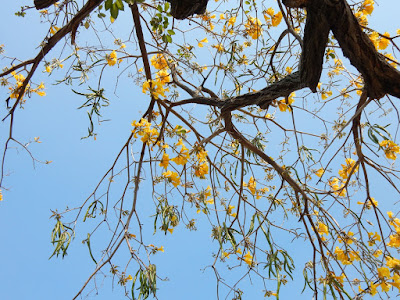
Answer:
[373,250,383,257]
[156,69,171,85]
[338,231,354,245]
[167,228,174,234]
[362,0,374,15]
[367,232,381,246]
[163,170,181,187]
[171,144,190,165]
[194,162,209,178]
[315,168,324,177]
[278,92,295,112]
[243,251,253,266]
[244,176,257,195]
[227,205,236,217]
[213,44,224,53]
[195,147,208,162]
[378,267,390,279]
[142,79,169,99]
[159,152,169,169]
[317,222,329,236]
[387,228,400,248]
[369,281,378,296]
[245,17,262,40]
[50,25,60,34]
[380,140,400,160]
[378,32,390,50]
[321,90,332,100]
[150,54,168,70]
[0,189,3,201]
[386,256,400,269]
[338,158,358,179]
[271,11,282,27]
[228,16,236,26]
[357,197,378,209]
[106,50,117,66]
[329,177,346,197]
[222,251,230,259]
[379,281,391,292]
[198,37,208,48]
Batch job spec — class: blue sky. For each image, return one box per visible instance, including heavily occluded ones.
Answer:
[1,1,400,300]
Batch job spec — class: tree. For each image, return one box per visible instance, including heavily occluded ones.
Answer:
[1,0,400,299]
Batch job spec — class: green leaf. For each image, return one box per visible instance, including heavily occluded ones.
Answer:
[116,0,124,10]
[105,0,112,10]
[110,4,119,20]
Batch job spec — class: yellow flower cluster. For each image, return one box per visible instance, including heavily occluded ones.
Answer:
[243,176,269,199]
[162,170,181,187]
[201,13,216,31]
[171,139,190,165]
[8,71,46,102]
[278,92,295,112]
[369,31,391,50]
[150,54,168,70]
[338,231,354,245]
[333,246,360,265]
[379,140,400,160]
[141,54,171,99]
[245,17,262,40]
[364,259,400,295]
[196,186,214,214]
[263,8,282,27]
[193,146,209,179]
[328,177,346,197]
[142,79,169,99]
[338,158,358,179]
[387,211,400,248]
[106,50,117,66]
[243,251,253,266]
[131,118,159,145]
[357,197,378,210]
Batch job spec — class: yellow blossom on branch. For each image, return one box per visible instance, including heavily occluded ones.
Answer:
[362,0,374,15]
[357,197,378,209]
[142,79,169,99]
[197,37,208,48]
[150,54,168,70]
[159,152,170,169]
[106,50,117,66]
[156,69,171,85]
[162,170,181,187]
[243,251,253,266]
[338,158,358,179]
[171,140,190,165]
[194,162,209,178]
[379,140,400,160]
[315,168,324,177]
[367,232,381,246]
[245,17,262,40]
[278,92,295,112]
[329,177,346,197]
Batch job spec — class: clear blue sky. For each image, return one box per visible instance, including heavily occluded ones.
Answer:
[1,1,400,300]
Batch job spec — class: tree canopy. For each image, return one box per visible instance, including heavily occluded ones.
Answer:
[1,0,400,299]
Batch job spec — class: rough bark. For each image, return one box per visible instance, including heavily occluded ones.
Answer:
[34,0,58,10]
[166,0,209,19]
